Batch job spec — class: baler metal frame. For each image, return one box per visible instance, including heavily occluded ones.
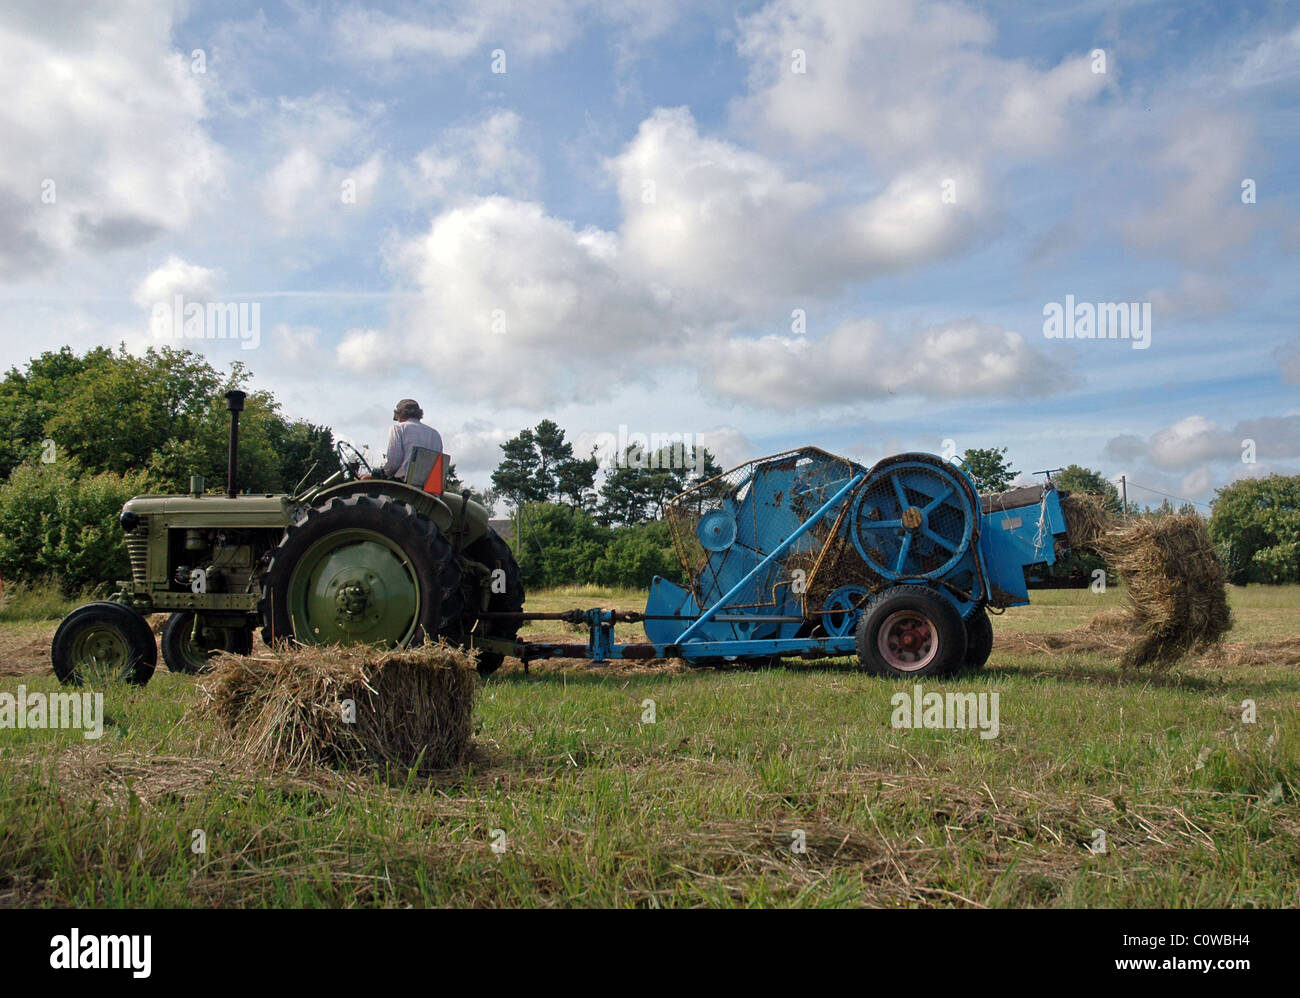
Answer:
[466,450,1071,670]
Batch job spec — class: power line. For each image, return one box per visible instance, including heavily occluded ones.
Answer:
[1122,480,1213,509]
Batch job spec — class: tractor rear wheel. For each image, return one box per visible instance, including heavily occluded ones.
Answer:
[259,494,462,649]
[460,527,524,676]
[52,601,157,686]
[855,586,966,678]
[161,612,253,674]
[962,608,994,671]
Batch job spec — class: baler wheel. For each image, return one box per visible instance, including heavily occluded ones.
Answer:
[854,585,966,678]
[962,609,994,671]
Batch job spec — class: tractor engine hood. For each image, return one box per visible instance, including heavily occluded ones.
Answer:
[121,493,295,529]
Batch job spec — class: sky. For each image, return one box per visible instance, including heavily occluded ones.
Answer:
[1,0,1297,508]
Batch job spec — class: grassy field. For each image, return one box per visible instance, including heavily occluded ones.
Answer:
[1,583,1297,907]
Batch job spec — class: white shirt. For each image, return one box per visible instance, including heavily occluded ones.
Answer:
[382,419,443,479]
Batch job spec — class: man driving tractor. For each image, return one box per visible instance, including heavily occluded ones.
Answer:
[360,398,442,480]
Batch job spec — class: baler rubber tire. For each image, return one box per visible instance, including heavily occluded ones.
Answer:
[460,528,524,676]
[854,585,967,678]
[962,608,994,671]
[258,494,462,649]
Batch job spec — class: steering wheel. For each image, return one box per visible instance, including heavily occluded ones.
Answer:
[335,440,373,480]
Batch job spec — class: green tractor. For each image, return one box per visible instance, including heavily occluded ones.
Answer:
[51,391,524,686]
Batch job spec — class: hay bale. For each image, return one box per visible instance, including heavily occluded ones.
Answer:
[197,642,478,771]
[1058,495,1233,669]
[1060,492,1110,551]
[1095,514,1233,668]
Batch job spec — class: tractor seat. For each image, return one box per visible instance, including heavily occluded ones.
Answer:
[404,446,447,495]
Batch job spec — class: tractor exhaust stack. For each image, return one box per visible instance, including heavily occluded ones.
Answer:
[225,390,246,498]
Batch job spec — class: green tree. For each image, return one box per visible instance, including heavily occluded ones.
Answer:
[0,345,333,495]
[491,429,547,509]
[598,444,720,526]
[1209,474,1300,584]
[599,446,671,525]
[512,502,610,589]
[1052,464,1124,514]
[0,460,157,593]
[530,419,573,499]
[269,419,339,493]
[961,446,1016,493]
[0,346,109,478]
[592,519,684,588]
[555,449,599,510]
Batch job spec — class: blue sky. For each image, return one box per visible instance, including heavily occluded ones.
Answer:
[1,0,1297,507]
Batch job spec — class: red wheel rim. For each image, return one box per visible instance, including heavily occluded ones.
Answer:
[876,610,938,671]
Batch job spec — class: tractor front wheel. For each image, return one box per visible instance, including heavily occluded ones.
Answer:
[51,601,157,686]
[161,612,254,674]
[855,586,966,678]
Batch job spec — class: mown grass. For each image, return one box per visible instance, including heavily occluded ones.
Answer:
[1,585,1297,907]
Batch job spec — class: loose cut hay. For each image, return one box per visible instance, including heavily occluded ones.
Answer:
[1060,495,1233,668]
[197,642,478,771]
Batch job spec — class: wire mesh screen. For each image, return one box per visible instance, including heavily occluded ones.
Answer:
[798,497,882,626]
[664,447,863,614]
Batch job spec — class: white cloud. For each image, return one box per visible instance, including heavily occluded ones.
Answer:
[336,328,394,376]
[349,101,1061,413]
[334,5,483,63]
[406,111,539,201]
[257,95,387,227]
[1121,111,1256,263]
[333,1,687,66]
[1273,335,1300,384]
[695,426,756,471]
[1148,415,1238,468]
[271,324,321,366]
[351,196,679,406]
[609,107,980,313]
[1106,414,1300,470]
[132,256,221,308]
[443,419,515,473]
[733,0,1106,166]
[705,319,1062,409]
[1179,464,1214,498]
[0,1,221,274]
[1143,272,1234,319]
[261,148,326,224]
[1231,23,1300,89]
[356,182,1054,411]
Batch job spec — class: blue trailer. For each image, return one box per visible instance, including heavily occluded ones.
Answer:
[472,447,1071,678]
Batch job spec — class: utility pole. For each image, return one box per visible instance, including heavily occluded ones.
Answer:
[1120,475,1127,512]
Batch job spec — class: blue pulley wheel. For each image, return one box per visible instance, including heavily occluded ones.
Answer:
[697,509,738,552]
[850,456,976,581]
[820,585,869,637]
